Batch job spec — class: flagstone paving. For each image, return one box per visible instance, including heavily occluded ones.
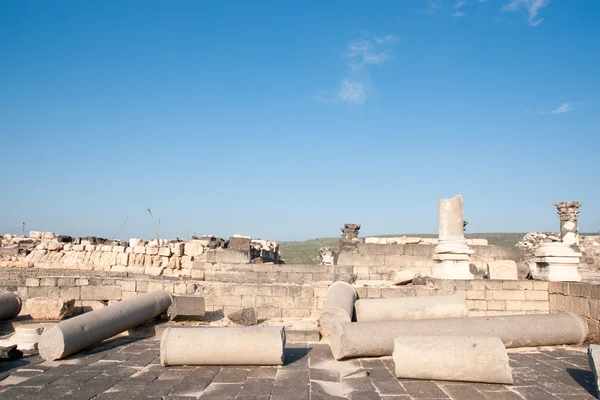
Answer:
[0,337,597,399]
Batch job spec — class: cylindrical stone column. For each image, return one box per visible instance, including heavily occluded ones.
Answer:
[330,312,587,360]
[318,281,357,336]
[0,291,22,321]
[39,290,172,361]
[160,326,285,366]
[438,195,466,243]
[554,201,582,246]
[355,294,468,322]
[393,335,513,384]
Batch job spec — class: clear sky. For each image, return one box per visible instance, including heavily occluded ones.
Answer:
[1,0,598,241]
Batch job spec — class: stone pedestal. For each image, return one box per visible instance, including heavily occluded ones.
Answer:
[554,201,582,246]
[0,324,44,351]
[533,242,582,282]
[432,195,474,280]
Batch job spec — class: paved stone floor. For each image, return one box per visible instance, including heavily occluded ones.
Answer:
[0,337,597,400]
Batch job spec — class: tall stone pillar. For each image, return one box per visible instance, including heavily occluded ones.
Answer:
[553,201,582,246]
[432,195,474,280]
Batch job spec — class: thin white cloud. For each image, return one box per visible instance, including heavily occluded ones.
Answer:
[551,102,573,114]
[534,102,574,115]
[454,0,467,9]
[338,79,368,105]
[453,11,467,17]
[317,35,397,106]
[503,0,549,26]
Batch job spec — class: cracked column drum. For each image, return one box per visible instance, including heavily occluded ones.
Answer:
[0,291,22,321]
[330,312,587,360]
[160,326,286,366]
[39,290,172,360]
[355,294,468,322]
[393,335,513,384]
[318,281,357,336]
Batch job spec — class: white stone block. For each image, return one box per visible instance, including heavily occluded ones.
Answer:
[487,260,518,280]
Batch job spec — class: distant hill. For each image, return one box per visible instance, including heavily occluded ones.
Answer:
[279,232,600,264]
[278,232,526,265]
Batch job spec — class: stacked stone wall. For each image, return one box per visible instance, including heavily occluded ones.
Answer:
[0,267,551,320]
[549,282,600,342]
[337,242,525,278]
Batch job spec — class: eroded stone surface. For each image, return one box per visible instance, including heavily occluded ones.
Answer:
[25,297,75,320]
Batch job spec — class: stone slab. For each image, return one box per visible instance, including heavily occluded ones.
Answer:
[167,295,205,321]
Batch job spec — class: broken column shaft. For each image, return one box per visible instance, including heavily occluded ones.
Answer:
[393,335,513,384]
[39,290,172,361]
[355,294,468,322]
[160,326,285,366]
[0,291,22,321]
[330,312,587,360]
[318,281,357,336]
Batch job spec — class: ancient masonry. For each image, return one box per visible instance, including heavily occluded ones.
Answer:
[2,196,600,397]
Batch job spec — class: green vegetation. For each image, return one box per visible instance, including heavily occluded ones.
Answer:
[279,233,528,265]
[279,232,600,264]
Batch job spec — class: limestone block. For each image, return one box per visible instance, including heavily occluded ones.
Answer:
[26,298,75,320]
[168,257,181,270]
[39,290,172,360]
[588,344,600,398]
[535,243,582,258]
[172,242,185,257]
[36,243,47,250]
[393,335,513,384]
[227,307,257,326]
[487,260,518,280]
[72,244,85,251]
[329,312,588,360]
[392,269,418,285]
[46,242,63,251]
[146,247,159,256]
[167,296,205,321]
[0,291,22,321]
[42,232,55,239]
[160,326,285,366]
[355,294,468,322]
[112,246,126,253]
[318,281,357,336]
[133,246,146,254]
[184,241,205,257]
[145,266,165,276]
[158,247,171,257]
[116,252,129,266]
[85,244,96,252]
[129,238,143,247]
[30,231,42,239]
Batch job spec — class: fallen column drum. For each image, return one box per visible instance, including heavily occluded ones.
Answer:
[330,312,587,360]
[393,335,513,384]
[160,326,286,366]
[39,290,172,360]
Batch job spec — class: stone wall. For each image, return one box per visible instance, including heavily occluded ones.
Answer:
[549,282,600,342]
[337,241,525,278]
[0,267,550,319]
[0,233,282,278]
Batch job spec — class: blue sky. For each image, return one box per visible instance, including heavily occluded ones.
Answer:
[1,0,598,241]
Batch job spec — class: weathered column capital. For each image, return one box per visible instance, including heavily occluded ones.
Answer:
[553,201,582,222]
[341,224,361,240]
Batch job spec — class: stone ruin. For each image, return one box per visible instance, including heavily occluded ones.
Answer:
[0,232,283,277]
[2,195,600,397]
